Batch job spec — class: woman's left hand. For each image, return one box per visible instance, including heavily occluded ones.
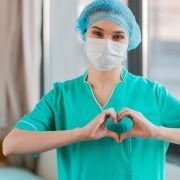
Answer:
[117,108,156,142]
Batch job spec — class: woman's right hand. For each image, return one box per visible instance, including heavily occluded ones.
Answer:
[82,108,119,142]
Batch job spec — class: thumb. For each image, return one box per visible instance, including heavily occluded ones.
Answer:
[119,131,132,142]
[106,130,119,142]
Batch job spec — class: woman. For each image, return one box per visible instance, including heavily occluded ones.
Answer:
[3,0,180,180]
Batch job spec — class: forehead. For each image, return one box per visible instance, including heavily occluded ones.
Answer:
[88,20,127,34]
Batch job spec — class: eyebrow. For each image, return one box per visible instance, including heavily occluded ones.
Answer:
[91,26,105,32]
[91,26,126,34]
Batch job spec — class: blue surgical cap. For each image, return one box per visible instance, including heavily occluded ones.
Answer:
[76,0,141,51]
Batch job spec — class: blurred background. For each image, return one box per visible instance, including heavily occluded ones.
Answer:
[0,0,179,179]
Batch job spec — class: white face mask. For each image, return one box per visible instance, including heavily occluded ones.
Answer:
[84,38,128,71]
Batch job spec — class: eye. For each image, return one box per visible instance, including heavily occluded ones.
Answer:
[112,34,125,41]
[92,30,103,38]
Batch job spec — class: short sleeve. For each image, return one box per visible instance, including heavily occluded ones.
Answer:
[14,83,59,131]
[156,84,180,128]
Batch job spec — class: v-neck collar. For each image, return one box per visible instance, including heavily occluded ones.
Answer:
[83,67,128,111]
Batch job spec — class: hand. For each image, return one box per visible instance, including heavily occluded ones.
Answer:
[83,108,119,142]
[117,108,156,142]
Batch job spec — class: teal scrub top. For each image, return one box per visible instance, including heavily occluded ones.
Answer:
[15,67,180,180]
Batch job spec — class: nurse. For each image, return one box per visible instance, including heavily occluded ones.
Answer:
[3,0,180,180]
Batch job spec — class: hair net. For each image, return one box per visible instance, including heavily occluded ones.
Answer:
[76,0,141,51]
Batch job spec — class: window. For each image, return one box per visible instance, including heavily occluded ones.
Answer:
[148,0,180,99]
[148,0,180,157]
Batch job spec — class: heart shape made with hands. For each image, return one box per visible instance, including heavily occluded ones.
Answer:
[106,115,134,140]
[91,108,153,142]
[89,108,135,142]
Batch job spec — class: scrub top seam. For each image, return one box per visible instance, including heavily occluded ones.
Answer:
[17,120,38,131]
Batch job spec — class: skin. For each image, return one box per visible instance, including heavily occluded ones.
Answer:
[3,20,180,156]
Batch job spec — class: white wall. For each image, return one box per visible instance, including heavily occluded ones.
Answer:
[49,0,88,86]
[37,150,57,180]
[166,163,180,180]
[37,1,88,179]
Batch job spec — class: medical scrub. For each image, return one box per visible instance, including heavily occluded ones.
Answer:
[15,67,180,180]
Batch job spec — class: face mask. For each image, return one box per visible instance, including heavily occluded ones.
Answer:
[84,38,128,71]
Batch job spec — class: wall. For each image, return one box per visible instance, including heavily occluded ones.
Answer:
[37,150,57,180]
[37,1,88,179]
[49,0,88,87]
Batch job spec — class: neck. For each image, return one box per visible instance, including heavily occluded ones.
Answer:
[87,65,122,87]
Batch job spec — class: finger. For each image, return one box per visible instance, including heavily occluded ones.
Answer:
[117,108,129,119]
[119,131,132,142]
[117,108,134,121]
[103,108,117,123]
[91,109,116,132]
[106,131,119,142]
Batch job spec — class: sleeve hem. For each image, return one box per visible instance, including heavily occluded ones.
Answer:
[14,121,38,131]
